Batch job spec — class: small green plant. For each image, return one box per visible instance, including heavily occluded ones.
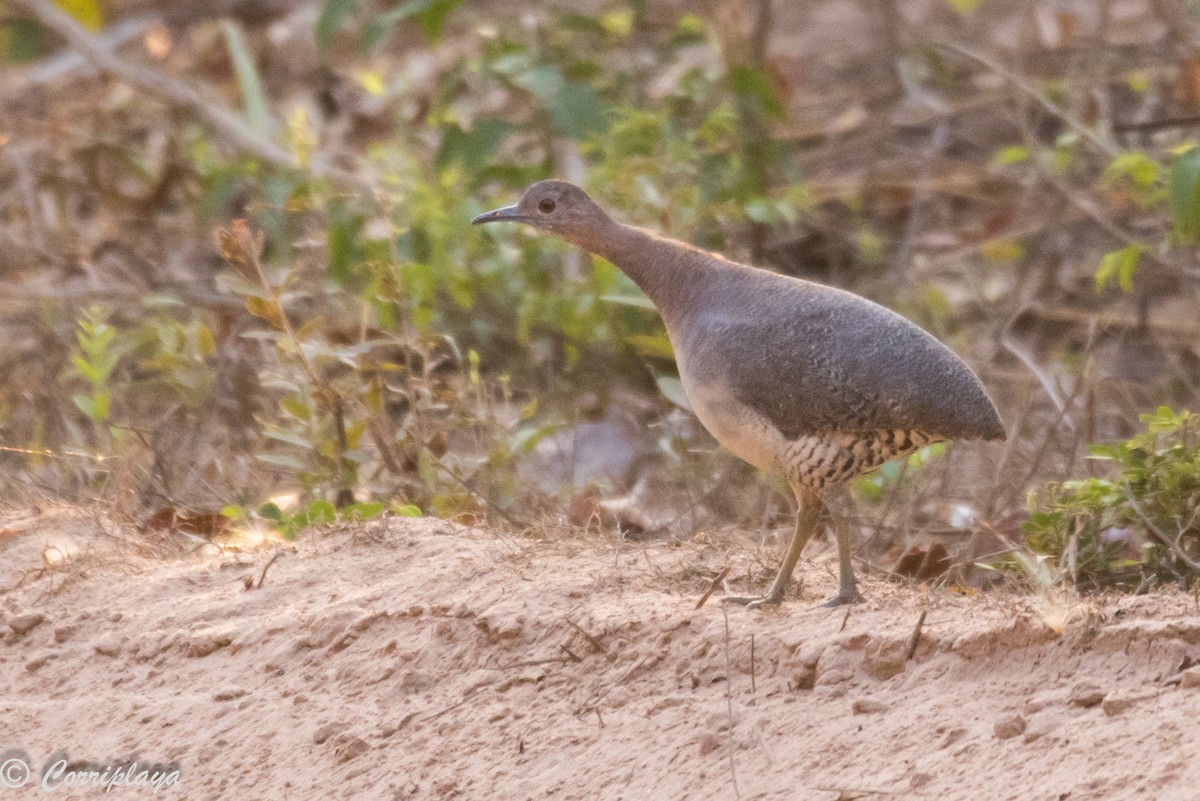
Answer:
[248,497,396,539]
[68,305,121,439]
[1024,407,1200,590]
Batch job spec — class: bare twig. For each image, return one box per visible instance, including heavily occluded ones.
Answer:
[937,40,1118,157]
[695,566,731,610]
[22,13,156,85]
[1122,482,1200,574]
[720,606,741,800]
[999,322,1074,428]
[255,549,281,589]
[904,610,927,661]
[6,143,46,253]
[750,634,756,694]
[419,684,490,722]
[565,618,613,661]
[1041,171,1181,272]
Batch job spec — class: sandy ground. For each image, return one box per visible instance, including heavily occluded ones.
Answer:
[2,508,1200,801]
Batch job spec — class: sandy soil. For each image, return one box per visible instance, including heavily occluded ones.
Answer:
[2,507,1200,801]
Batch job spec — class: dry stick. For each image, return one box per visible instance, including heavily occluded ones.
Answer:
[839,606,851,632]
[9,0,366,189]
[22,13,156,85]
[720,606,741,801]
[565,617,613,661]
[894,120,949,277]
[999,328,1072,426]
[749,634,756,695]
[695,566,732,610]
[255,549,281,588]
[419,684,490,723]
[1042,171,1182,273]
[904,610,927,661]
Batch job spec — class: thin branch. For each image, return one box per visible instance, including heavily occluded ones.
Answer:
[9,0,366,189]
[1122,482,1200,574]
[937,40,1119,157]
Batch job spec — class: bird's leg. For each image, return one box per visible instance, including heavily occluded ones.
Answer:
[724,487,823,608]
[819,524,862,607]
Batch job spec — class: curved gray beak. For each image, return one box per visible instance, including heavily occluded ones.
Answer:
[472,205,523,225]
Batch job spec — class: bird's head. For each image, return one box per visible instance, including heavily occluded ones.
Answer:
[472,180,610,246]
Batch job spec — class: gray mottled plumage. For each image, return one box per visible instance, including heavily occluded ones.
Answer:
[474,179,1004,608]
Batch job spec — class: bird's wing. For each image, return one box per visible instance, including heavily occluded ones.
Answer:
[680,279,1001,441]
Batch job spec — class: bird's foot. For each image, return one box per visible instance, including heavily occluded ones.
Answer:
[721,593,783,609]
[720,579,787,608]
[817,589,862,608]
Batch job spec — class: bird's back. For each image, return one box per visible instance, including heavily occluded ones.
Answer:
[669,261,1004,443]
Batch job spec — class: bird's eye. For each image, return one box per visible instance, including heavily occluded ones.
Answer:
[538,198,556,214]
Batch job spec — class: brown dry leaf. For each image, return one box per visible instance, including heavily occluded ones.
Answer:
[1056,12,1077,48]
[1178,49,1200,109]
[142,507,230,539]
[214,219,265,282]
[244,296,284,328]
[889,543,952,582]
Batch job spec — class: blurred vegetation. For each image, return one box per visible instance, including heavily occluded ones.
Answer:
[2,0,1200,588]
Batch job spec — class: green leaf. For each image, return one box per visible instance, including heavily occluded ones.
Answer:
[1,18,52,63]
[417,447,439,488]
[258,501,285,521]
[343,501,385,520]
[257,453,307,470]
[316,0,364,47]
[945,0,981,14]
[264,427,314,449]
[413,0,463,42]
[435,118,510,174]
[365,0,464,48]
[1095,245,1144,293]
[58,0,103,29]
[993,144,1030,167]
[71,353,99,386]
[391,503,422,517]
[295,496,338,527]
[548,82,610,140]
[72,394,95,420]
[221,21,274,137]
[509,422,561,456]
[744,198,778,223]
[728,65,785,120]
[327,214,360,286]
[513,64,564,99]
[1169,145,1200,243]
[600,293,657,311]
[1105,152,1160,188]
[655,375,691,411]
[625,333,675,359]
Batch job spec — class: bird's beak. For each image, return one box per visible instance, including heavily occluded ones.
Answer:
[472,204,523,225]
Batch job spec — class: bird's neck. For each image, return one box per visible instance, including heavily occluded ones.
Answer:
[574,220,711,323]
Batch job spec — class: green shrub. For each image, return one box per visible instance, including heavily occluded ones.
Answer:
[1024,407,1200,589]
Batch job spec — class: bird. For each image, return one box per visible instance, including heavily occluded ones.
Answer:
[473,180,1005,608]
